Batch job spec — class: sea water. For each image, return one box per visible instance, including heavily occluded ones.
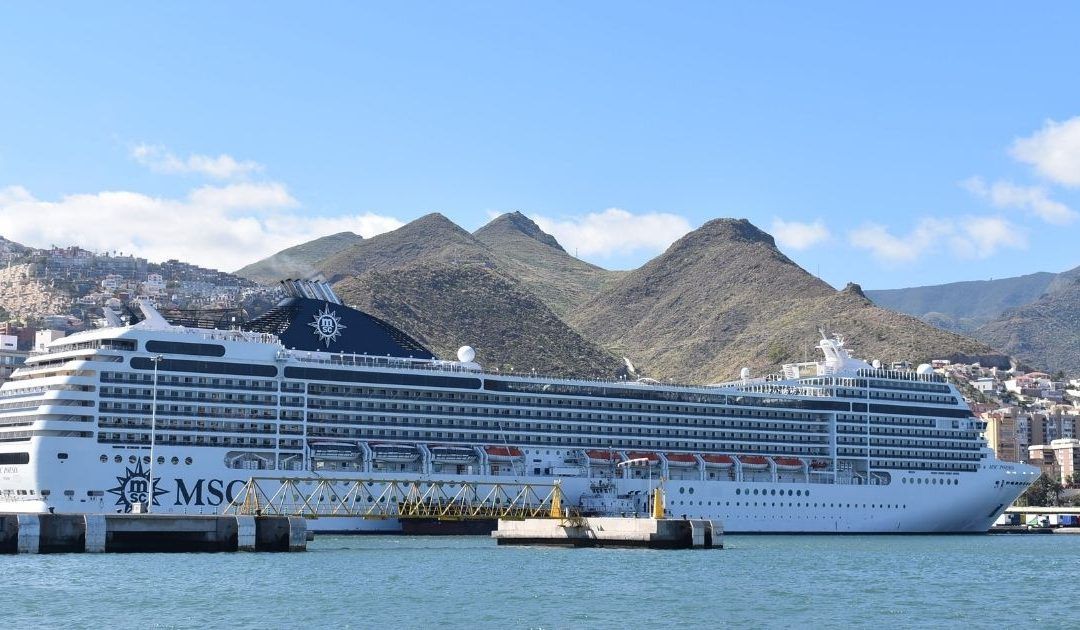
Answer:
[3,534,1078,628]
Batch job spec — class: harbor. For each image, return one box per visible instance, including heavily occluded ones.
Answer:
[3,533,1077,628]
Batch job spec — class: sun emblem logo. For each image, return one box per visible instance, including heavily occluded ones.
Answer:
[309,305,346,347]
[107,460,170,512]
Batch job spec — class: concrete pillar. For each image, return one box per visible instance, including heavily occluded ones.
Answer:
[236,516,256,551]
[287,517,307,551]
[84,515,107,553]
[16,514,39,554]
[690,520,705,547]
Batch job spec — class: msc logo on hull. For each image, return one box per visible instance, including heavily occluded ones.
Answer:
[107,463,245,512]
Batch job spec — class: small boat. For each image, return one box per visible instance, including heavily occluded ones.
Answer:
[309,440,360,462]
[810,459,830,470]
[701,454,734,468]
[586,449,620,465]
[773,457,804,471]
[738,455,770,470]
[624,451,660,466]
[430,445,477,463]
[484,445,524,462]
[665,453,699,467]
[578,479,641,516]
[370,442,420,463]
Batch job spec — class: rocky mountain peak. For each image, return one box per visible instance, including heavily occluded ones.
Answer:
[697,218,777,247]
[842,282,867,299]
[476,211,565,252]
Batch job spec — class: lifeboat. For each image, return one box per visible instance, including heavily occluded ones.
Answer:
[429,445,477,464]
[773,457,804,471]
[738,455,770,470]
[701,454,734,468]
[484,445,524,462]
[370,442,420,463]
[585,449,620,465]
[624,451,660,466]
[665,452,698,468]
[810,459,830,470]
[309,440,360,462]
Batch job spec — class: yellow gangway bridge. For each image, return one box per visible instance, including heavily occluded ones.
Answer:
[223,476,573,521]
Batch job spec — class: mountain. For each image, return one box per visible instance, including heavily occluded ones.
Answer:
[334,260,625,378]
[317,213,494,282]
[473,212,623,316]
[234,231,364,284]
[0,263,73,319]
[0,235,29,256]
[865,273,1057,333]
[568,218,1007,382]
[974,276,1080,375]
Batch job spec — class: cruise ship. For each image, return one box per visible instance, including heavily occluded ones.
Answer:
[0,281,1038,533]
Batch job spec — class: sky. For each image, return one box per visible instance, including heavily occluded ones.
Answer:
[1,2,1079,289]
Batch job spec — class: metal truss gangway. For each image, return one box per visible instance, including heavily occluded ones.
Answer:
[223,476,570,521]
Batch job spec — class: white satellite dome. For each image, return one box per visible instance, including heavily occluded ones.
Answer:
[457,345,476,363]
[740,367,751,380]
[872,359,881,369]
[916,363,933,375]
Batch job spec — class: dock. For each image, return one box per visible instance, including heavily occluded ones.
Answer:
[989,526,1080,535]
[493,516,721,548]
[0,513,307,554]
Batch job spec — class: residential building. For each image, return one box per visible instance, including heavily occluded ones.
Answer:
[1028,439,1080,485]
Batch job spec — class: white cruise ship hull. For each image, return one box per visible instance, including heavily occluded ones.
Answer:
[0,436,1034,534]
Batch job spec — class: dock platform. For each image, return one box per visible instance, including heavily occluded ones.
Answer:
[0,513,307,554]
[493,517,722,549]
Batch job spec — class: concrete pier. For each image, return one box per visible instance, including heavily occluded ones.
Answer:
[493,517,722,549]
[0,513,306,554]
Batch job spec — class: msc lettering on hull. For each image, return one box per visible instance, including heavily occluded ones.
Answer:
[174,478,246,507]
[107,462,244,511]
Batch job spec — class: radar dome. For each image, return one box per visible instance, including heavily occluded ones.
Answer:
[872,359,881,369]
[740,367,750,380]
[457,346,476,363]
[916,363,933,375]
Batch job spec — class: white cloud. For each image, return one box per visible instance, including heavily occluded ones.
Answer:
[961,176,1077,225]
[770,218,830,250]
[131,144,264,180]
[530,208,692,258]
[848,216,1026,264]
[0,184,403,271]
[1010,116,1080,187]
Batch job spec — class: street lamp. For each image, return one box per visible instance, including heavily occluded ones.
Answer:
[147,354,163,513]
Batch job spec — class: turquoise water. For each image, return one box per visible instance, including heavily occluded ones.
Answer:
[4,534,1078,628]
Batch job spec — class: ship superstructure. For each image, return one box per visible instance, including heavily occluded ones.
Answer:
[0,282,1037,532]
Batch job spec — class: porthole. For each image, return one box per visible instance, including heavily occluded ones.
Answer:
[735,489,741,495]
[114,455,122,463]
[128,456,136,464]
[157,456,165,465]
[689,487,695,495]
[171,457,179,465]
[185,457,193,465]
[99,455,108,463]
[680,487,685,494]
[770,489,776,496]
[796,490,802,497]
[753,489,759,495]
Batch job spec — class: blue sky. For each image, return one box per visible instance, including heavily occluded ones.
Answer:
[1,2,1078,289]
